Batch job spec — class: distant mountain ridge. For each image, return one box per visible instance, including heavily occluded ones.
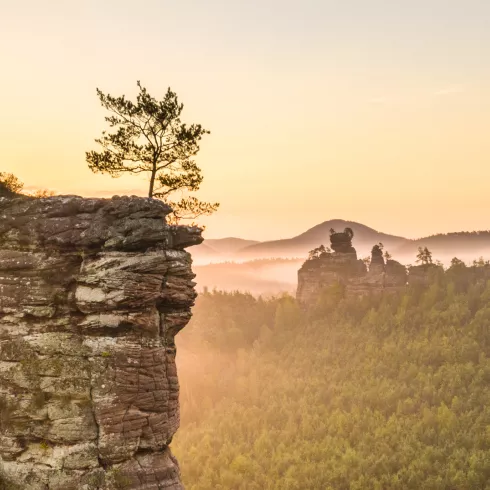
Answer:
[238,219,408,260]
[204,237,259,254]
[397,231,490,261]
[191,238,259,264]
[191,220,490,265]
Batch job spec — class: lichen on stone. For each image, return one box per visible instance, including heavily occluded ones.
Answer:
[0,195,202,489]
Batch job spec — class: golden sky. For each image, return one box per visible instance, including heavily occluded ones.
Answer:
[1,1,489,240]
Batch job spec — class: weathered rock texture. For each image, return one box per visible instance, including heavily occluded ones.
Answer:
[297,237,407,306]
[0,195,202,489]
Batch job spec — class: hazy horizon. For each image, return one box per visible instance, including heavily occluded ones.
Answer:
[203,219,490,242]
[2,0,489,240]
[2,4,490,487]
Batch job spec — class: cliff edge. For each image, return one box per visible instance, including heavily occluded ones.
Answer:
[0,195,202,489]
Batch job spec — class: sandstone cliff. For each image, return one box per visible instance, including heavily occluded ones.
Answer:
[297,232,407,306]
[0,195,202,490]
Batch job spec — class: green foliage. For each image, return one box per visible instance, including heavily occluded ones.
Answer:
[175,270,490,489]
[39,441,50,451]
[308,244,331,260]
[28,188,56,197]
[416,246,433,265]
[473,257,490,267]
[0,172,23,195]
[0,172,54,198]
[86,81,219,222]
[179,290,285,352]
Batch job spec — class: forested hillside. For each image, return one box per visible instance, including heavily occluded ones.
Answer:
[174,262,490,489]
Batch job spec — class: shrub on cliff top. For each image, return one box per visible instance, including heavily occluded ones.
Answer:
[0,172,55,198]
[0,172,23,196]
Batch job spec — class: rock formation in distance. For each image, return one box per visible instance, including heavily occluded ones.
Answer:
[297,230,407,306]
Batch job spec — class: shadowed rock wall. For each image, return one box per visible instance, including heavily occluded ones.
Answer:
[0,195,202,490]
[297,235,408,306]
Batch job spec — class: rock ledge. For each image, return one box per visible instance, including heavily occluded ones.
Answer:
[0,195,202,489]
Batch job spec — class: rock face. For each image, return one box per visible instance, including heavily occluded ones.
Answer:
[0,195,202,489]
[407,264,443,286]
[297,233,365,305]
[297,236,407,306]
[369,245,384,274]
[385,260,409,288]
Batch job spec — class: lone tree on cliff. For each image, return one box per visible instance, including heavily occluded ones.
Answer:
[86,81,219,223]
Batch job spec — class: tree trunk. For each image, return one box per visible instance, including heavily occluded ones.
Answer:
[148,164,156,198]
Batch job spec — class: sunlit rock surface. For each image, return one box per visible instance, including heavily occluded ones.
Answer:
[0,195,202,489]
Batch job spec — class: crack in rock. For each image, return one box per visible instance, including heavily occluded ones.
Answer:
[0,195,201,489]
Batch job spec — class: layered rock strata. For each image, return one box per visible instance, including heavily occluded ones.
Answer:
[0,195,202,490]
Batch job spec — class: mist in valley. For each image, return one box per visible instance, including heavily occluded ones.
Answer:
[2,0,490,488]
[192,223,490,296]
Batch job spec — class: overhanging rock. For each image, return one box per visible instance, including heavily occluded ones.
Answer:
[0,195,202,490]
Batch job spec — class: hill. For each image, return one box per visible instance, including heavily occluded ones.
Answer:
[394,231,490,264]
[205,237,260,254]
[236,219,408,260]
[190,221,490,270]
[188,242,223,263]
[191,238,260,264]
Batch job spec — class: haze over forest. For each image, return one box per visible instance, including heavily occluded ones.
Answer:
[191,219,490,295]
[2,2,490,490]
